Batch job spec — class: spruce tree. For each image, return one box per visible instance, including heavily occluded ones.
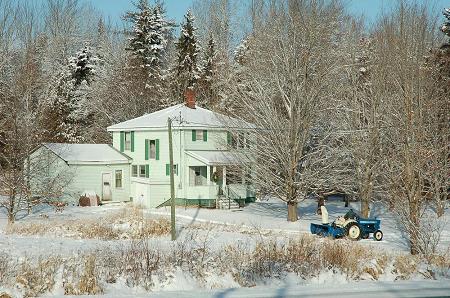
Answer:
[124,0,153,71]
[124,1,174,86]
[124,0,174,109]
[46,45,98,143]
[174,10,201,99]
[198,32,219,108]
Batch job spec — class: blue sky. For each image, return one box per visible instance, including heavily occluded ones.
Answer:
[86,0,450,25]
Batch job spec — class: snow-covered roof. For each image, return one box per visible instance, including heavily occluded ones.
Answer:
[186,150,238,166]
[107,104,254,131]
[43,143,131,165]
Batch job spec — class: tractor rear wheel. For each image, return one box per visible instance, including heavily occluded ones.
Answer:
[346,222,361,240]
[374,230,383,241]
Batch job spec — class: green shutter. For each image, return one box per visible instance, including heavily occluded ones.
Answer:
[145,139,149,160]
[120,131,125,152]
[166,164,170,176]
[192,130,196,141]
[131,131,135,152]
[145,164,149,178]
[155,139,160,160]
[227,131,231,145]
[203,130,207,141]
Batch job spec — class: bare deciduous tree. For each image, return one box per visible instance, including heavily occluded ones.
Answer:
[228,0,347,221]
[372,3,447,254]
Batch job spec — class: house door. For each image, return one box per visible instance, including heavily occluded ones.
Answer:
[134,182,148,207]
[102,173,112,201]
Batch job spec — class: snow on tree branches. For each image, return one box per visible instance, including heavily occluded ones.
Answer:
[45,45,99,143]
[124,0,174,83]
[174,9,201,97]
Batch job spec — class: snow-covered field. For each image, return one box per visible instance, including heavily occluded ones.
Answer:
[0,198,449,297]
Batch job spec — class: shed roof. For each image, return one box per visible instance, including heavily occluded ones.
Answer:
[43,143,131,165]
[186,150,238,166]
[107,104,254,131]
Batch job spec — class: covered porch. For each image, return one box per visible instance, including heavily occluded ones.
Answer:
[185,150,255,209]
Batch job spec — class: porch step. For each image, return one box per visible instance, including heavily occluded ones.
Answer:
[217,198,240,210]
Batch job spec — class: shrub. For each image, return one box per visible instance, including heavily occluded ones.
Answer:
[6,207,170,240]
[63,255,103,295]
[392,255,419,280]
[15,257,61,297]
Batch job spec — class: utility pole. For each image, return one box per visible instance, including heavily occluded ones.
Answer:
[168,117,176,241]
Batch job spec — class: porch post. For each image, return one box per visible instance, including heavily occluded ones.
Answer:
[212,166,217,183]
[207,165,211,186]
[223,166,227,188]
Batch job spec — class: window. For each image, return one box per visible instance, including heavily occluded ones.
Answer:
[166,164,178,176]
[192,130,207,141]
[115,170,123,188]
[145,139,159,160]
[196,130,203,141]
[189,166,207,186]
[139,165,147,178]
[132,165,138,177]
[149,140,156,159]
[124,132,131,150]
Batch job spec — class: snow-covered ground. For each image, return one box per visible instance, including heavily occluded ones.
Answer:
[0,198,449,297]
[149,198,450,253]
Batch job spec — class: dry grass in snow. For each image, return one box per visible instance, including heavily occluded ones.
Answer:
[5,207,170,240]
[1,233,449,297]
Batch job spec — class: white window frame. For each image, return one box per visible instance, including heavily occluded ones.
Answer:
[131,165,138,177]
[139,165,146,178]
[124,132,131,150]
[195,130,203,141]
[115,170,123,188]
[149,140,156,159]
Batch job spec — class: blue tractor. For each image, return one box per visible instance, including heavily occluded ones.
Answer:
[310,209,383,241]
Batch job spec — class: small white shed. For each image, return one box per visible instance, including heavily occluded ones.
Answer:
[30,143,132,203]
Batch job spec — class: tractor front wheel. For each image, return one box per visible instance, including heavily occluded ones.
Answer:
[374,230,383,241]
[346,222,361,240]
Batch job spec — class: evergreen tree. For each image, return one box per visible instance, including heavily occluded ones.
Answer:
[124,0,153,71]
[174,10,201,99]
[124,1,174,89]
[198,32,219,108]
[45,45,98,143]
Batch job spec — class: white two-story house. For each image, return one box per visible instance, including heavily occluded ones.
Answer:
[106,92,255,208]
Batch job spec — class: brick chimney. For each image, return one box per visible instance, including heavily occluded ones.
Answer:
[184,89,196,109]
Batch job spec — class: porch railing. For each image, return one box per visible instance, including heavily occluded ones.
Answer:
[225,185,245,208]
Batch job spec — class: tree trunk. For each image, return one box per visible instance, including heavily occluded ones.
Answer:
[409,195,421,255]
[287,201,298,222]
[7,211,15,224]
[360,199,370,218]
[360,170,372,218]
